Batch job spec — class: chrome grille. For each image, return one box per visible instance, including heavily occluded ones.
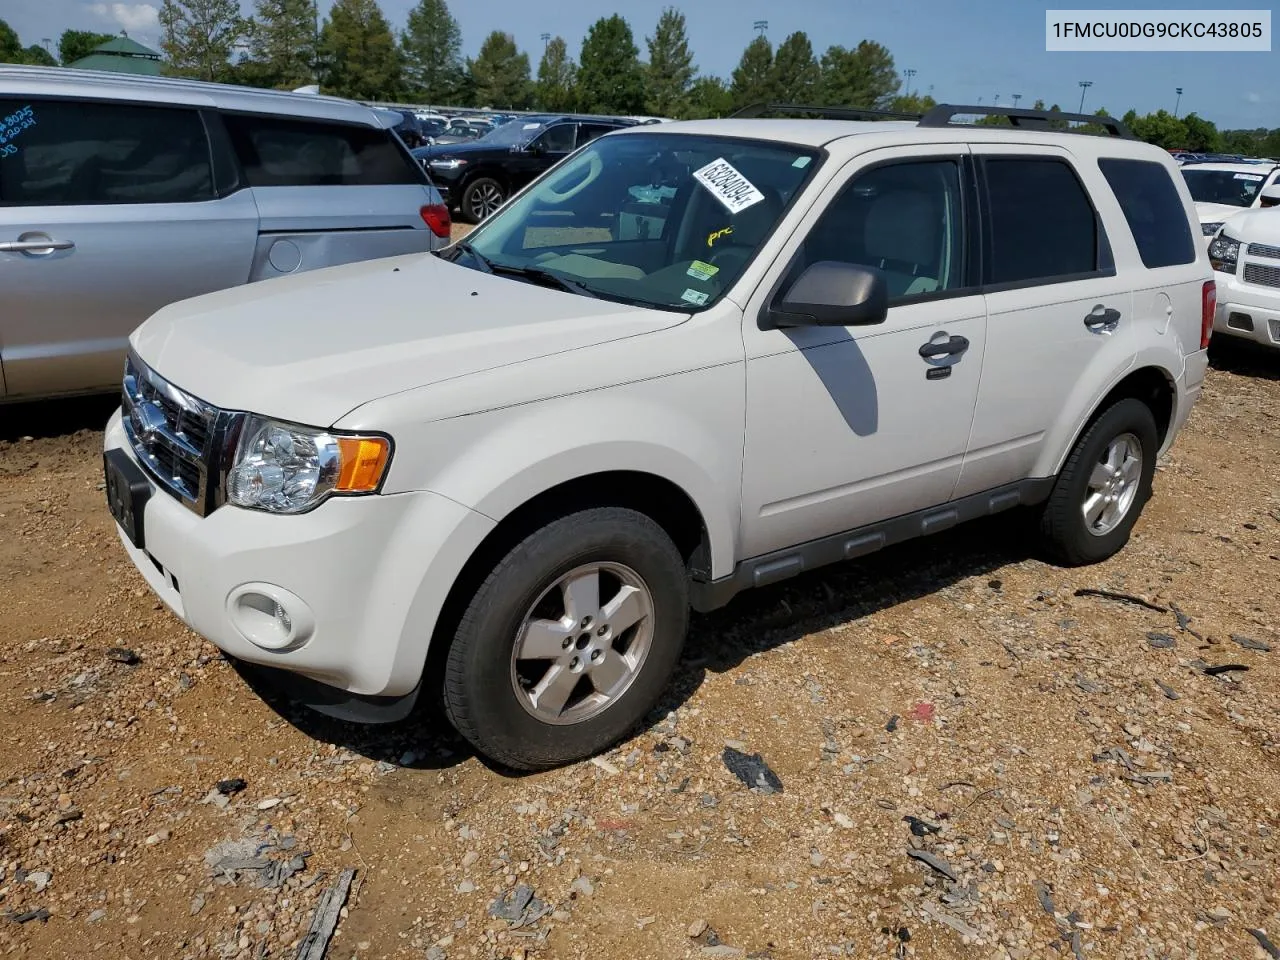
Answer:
[1248,242,1280,260]
[122,353,225,512]
[1243,262,1280,288]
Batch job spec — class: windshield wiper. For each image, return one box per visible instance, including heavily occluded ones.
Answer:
[441,240,494,272]
[486,263,601,299]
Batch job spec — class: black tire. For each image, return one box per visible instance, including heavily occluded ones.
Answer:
[459,176,505,224]
[442,507,689,771]
[1039,397,1159,566]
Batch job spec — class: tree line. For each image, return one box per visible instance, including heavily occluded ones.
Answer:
[2,6,1276,156]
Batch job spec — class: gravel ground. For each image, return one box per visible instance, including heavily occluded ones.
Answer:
[0,333,1277,960]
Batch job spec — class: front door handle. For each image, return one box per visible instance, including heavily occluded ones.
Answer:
[1084,305,1121,333]
[918,334,970,359]
[0,238,75,254]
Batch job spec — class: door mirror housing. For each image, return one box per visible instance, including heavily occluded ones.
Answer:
[1260,184,1280,207]
[766,261,889,328]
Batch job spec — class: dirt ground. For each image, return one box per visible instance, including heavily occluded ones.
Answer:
[1,329,1278,960]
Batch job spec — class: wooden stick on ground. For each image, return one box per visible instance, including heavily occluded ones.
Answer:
[295,867,356,960]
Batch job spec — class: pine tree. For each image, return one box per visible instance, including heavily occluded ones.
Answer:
[317,0,401,100]
[685,75,732,119]
[535,36,576,112]
[242,0,317,89]
[771,32,818,103]
[58,29,114,64]
[159,0,246,81]
[730,36,774,109]
[0,18,24,63]
[818,40,897,109]
[401,0,463,104]
[467,31,530,109]
[576,15,645,114]
[644,7,694,117]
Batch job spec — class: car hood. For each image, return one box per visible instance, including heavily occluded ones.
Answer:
[1195,202,1251,224]
[130,253,685,427]
[416,139,506,160]
[1217,207,1280,242]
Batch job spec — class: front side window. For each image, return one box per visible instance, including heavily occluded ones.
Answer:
[1181,168,1267,207]
[448,132,821,311]
[222,113,424,187]
[1098,157,1196,269]
[0,98,213,206]
[536,124,576,153]
[788,158,966,302]
[983,157,1102,285]
[576,124,616,148]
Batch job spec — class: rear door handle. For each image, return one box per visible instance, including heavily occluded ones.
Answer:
[1084,305,1121,332]
[0,238,75,254]
[918,334,970,359]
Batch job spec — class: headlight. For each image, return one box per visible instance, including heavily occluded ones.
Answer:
[429,158,466,170]
[1208,234,1240,274]
[227,416,391,514]
[1201,221,1224,236]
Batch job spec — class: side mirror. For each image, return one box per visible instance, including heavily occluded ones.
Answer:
[1260,184,1280,208]
[767,261,889,328]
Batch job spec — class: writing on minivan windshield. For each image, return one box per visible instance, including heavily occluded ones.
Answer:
[446,132,821,311]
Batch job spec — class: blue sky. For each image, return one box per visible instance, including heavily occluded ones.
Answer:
[9,0,1276,128]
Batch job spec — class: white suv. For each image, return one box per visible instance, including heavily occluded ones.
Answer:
[103,105,1214,770]
[1208,184,1280,349]
[1180,160,1280,242]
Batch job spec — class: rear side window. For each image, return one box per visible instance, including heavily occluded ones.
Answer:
[982,158,1102,285]
[222,113,425,187]
[0,98,213,206]
[1098,158,1196,268]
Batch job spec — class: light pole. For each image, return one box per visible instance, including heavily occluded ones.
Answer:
[1078,80,1093,113]
[1174,87,1183,117]
[753,20,768,37]
[1012,93,1022,108]
[540,33,550,50]
[904,68,917,96]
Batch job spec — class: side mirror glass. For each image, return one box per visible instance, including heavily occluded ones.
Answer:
[768,261,889,328]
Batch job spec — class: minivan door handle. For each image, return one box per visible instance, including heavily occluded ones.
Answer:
[0,238,75,254]
[1083,305,1121,333]
[918,334,970,358]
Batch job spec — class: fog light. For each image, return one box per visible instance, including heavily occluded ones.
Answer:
[226,583,315,651]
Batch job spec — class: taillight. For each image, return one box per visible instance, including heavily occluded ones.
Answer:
[420,203,451,239]
[1200,279,1216,349]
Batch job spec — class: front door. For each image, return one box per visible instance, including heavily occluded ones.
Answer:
[0,97,257,399]
[739,146,987,558]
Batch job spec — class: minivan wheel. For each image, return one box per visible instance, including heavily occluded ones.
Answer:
[442,507,689,770]
[460,177,505,223]
[1038,397,1159,566]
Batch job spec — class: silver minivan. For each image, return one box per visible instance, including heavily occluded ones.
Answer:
[0,66,450,402]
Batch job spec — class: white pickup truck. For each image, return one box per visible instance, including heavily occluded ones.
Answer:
[104,106,1213,770]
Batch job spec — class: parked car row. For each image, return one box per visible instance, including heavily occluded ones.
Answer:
[1180,159,1280,240]
[1206,183,1280,352]
[0,66,450,402]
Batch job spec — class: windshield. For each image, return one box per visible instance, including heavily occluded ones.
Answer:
[448,132,821,311]
[476,119,548,147]
[1182,168,1269,207]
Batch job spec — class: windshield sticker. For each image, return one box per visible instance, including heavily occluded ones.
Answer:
[0,104,36,157]
[693,157,765,214]
[706,226,733,248]
[523,123,541,129]
[681,288,710,306]
[1234,173,1264,181]
[687,260,719,281]
[792,156,812,168]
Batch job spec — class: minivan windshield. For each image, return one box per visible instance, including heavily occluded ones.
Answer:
[443,132,821,310]
[1181,168,1270,207]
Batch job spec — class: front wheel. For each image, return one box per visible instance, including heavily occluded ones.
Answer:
[442,507,690,770]
[460,177,505,223]
[1038,397,1159,566]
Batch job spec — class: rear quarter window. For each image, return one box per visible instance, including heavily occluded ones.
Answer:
[1097,157,1196,268]
[222,112,426,187]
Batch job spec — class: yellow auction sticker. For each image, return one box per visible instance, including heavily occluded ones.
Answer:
[687,260,719,281]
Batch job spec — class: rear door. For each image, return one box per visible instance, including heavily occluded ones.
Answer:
[0,96,258,399]
[219,111,441,282]
[956,147,1135,496]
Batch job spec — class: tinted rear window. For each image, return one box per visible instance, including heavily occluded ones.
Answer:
[1,98,213,206]
[1098,158,1196,269]
[223,113,425,187]
[983,158,1102,285]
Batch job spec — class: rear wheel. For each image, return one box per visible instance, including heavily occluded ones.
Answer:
[442,507,689,770]
[1038,397,1158,565]
[460,177,505,223]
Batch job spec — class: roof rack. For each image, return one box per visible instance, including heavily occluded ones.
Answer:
[730,102,923,122]
[919,104,1135,139]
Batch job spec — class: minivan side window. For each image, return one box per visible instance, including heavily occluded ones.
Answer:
[1097,158,1196,269]
[222,113,425,187]
[982,158,1104,285]
[0,98,213,206]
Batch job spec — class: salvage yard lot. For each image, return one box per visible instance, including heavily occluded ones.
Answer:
[0,342,1277,960]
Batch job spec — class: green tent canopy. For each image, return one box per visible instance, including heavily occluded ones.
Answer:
[67,34,162,76]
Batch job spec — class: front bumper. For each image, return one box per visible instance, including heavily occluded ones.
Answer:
[104,409,495,701]
[1212,272,1280,349]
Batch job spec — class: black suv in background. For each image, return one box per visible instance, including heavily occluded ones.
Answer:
[411,114,637,222]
